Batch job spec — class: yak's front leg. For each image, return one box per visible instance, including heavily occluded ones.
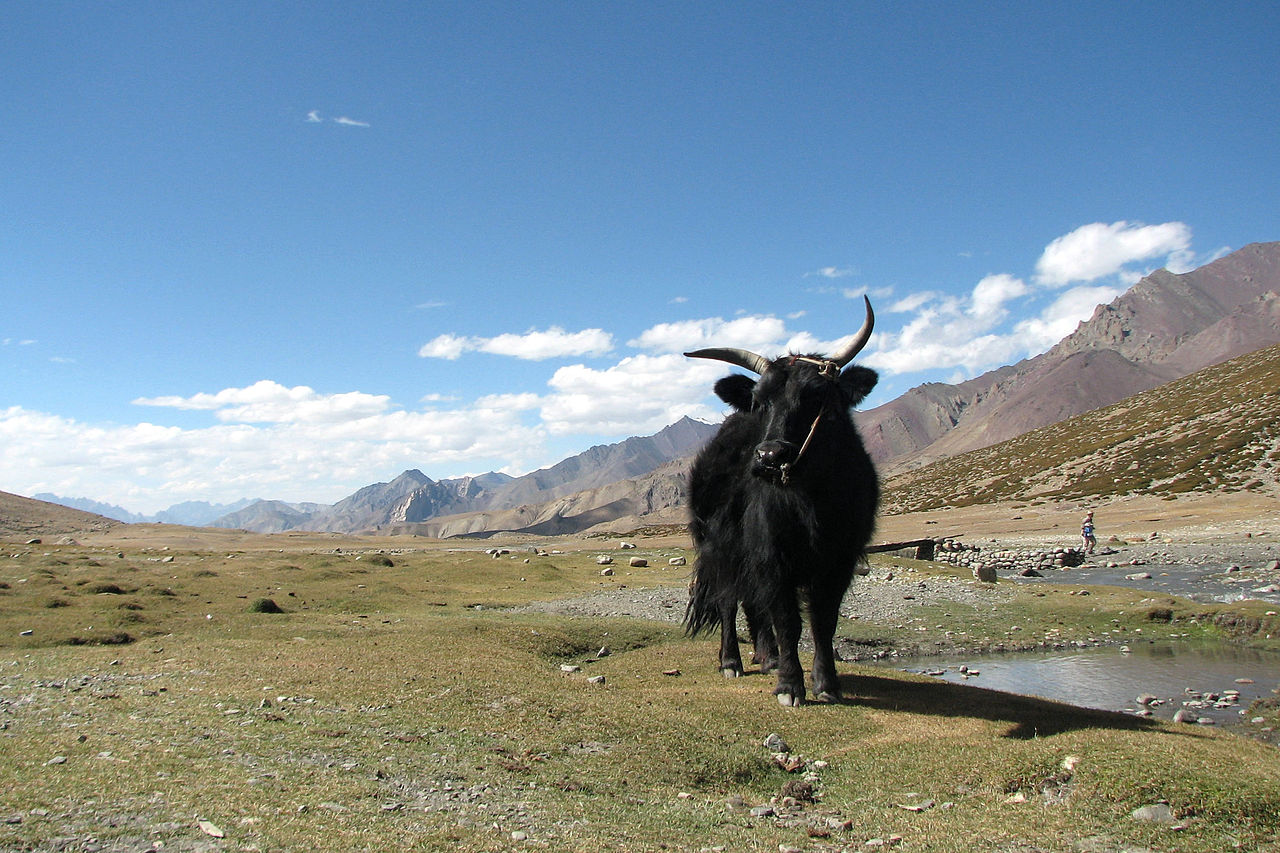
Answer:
[808,595,843,702]
[717,597,746,678]
[770,592,806,706]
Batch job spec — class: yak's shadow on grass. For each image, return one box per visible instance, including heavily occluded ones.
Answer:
[835,671,1157,739]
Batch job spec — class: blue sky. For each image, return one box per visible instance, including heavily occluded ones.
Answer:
[3,2,1277,514]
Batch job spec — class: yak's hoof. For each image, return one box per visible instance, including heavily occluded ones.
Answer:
[813,690,841,704]
[721,667,742,679]
[776,692,803,707]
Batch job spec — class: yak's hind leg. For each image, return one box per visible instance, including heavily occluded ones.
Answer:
[808,592,844,703]
[743,602,778,673]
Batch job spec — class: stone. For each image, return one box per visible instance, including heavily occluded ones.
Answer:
[669,556,686,566]
[599,567,614,576]
[628,557,648,567]
[973,565,997,583]
[595,555,613,565]
[1131,803,1175,823]
[763,732,790,753]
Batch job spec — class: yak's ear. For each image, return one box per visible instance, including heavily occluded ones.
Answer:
[714,374,756,411]
[838,366,878,407]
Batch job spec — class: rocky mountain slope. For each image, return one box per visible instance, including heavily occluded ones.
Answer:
[880,339,1280,514]
[211,416,717,534]
[859,241,1280,473]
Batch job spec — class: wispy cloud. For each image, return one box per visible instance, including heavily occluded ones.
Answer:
[419,327,615,361]
[807,266,855,279]
[305,110,371,128]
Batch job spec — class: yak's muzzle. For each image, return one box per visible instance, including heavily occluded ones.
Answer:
[752,440,797,481]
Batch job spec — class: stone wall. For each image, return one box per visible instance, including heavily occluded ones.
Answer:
[933,539,1086,578]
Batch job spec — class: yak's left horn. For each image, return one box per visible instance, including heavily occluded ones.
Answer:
[829,295,874,369]
[684,347,771,376]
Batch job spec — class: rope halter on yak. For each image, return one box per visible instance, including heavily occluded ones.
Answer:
[682,297,874,486]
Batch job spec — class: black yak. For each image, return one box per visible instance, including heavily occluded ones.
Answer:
[684,297,879,706]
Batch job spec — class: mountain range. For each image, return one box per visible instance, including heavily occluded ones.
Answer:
[210,415,718,535]
[22,241,1279,539]
[860,242,1280,473]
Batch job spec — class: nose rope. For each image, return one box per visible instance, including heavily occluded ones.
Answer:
[778,405,827,486]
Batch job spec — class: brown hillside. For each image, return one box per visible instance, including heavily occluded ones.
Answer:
[881,340,1280,515]
[0,490,122,541]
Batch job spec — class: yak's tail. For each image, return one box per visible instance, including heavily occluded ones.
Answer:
[684,552,732,636]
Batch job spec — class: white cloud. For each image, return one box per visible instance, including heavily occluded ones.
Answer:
[306,110,322,123]
[419,327,614,361]
[480,327,613,360]
[418,333,470,360]
[3,338,37,346]
[0,395,548,514]
[628,315,789,355]
[334,116,371,128]
[541,354,724,436]
[1013,284,1124,351]
[969,273,1029,325]
[134,380,391,424]
[1034,221,1192,286]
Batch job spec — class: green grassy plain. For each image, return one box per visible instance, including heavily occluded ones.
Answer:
[2,537,1279,852]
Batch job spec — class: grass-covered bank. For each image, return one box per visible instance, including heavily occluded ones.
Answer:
[2,539,1278,852]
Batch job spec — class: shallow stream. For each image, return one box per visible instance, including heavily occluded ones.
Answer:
[874,641,1280,728]
[1010,540,1280,605]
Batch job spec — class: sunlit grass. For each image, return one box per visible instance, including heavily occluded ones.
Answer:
[2,539,1278,851]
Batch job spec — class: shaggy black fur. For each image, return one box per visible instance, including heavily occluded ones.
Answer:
[686,356,879,705]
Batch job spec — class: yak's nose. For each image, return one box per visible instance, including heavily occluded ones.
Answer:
[752,440,796,476]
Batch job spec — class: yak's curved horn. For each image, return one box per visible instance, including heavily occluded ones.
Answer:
[684,347,772,376]
[829,295,875,369]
